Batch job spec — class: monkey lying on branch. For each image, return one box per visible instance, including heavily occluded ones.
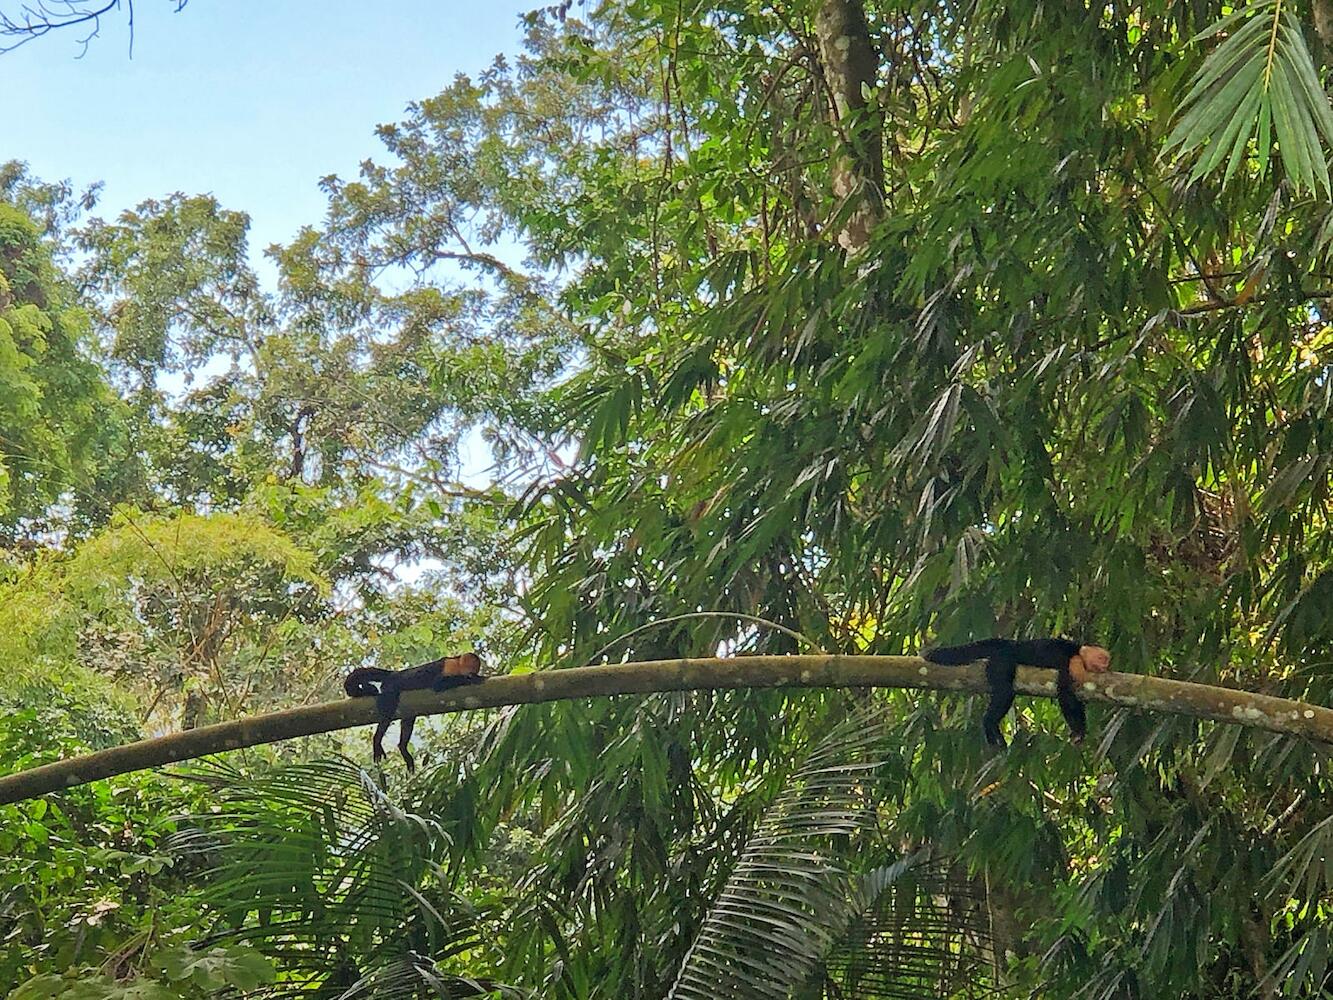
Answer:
[344,652,484,770]
[924,638,1111,747]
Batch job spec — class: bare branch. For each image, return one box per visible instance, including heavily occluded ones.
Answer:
[0,0,186,56]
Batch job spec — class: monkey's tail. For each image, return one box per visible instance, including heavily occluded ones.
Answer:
[344,667,394,698]
[922,639,1013,665]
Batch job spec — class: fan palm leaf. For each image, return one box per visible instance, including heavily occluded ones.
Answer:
[667,704,996,1000]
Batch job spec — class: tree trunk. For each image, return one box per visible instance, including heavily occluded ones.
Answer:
[814,0,883,252]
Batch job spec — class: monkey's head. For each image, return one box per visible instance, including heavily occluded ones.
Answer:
[442,651,483,677]
[1077,645,1111,673]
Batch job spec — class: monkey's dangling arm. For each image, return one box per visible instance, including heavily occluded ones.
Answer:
[981,652,1019,748]
[345,651,484,770]
[372,716,395,765]
[924,638,1111,747]
[1055,660,1088,743]
[396,716,418,772]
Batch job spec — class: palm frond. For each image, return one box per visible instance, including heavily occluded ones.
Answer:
[666,704,892,1000]
[1262,806,1333,997]
[818,862,998,999]
[329,953,528,1000]
[167,756,518,999]
[667,704,1001,1000]
[1165,0,1333,194]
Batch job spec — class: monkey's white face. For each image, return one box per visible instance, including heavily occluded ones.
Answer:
[1078,645,1111,673]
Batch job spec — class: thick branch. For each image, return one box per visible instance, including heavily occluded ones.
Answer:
[1,655,1331,805]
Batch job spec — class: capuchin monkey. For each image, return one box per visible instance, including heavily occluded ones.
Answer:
[344,652,483,771]
[924,638,1111,747]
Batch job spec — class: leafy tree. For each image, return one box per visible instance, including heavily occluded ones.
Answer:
[344,1,1332,995]
[0,671,206,995]
[0,201,140,540]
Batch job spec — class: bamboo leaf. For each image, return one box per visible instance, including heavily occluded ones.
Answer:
[1256,96,1274,176]
[1168,0,1333,190]
[1201,85,1265,179]
[1175,15,1272,110]
[1269,57,1318,191]
[1190,0,1275,43]
[1168,58,1265,154]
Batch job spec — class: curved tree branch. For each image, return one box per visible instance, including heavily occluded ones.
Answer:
[1,655,1331,805]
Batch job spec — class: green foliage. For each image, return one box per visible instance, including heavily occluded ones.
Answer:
[0,560,79,673]
[12,975,177,1000]
[1167,0,1333,193]
[0,673,140,768]
[0,714,199,995]
[0,202,137,535]
[9,0,1333,996]
[11,941,274,999]
[456,2,1333,995]
[155,940,274,992]
[666,707,939,1000]
[68,508,322,590]
[76,194,259,382]
[165,757,515,998]
[0,509,331,729]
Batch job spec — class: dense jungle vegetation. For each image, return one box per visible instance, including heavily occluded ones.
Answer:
[3,0,1333,996]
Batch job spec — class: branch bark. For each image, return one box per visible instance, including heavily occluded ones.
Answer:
[1313,0,1333,66]
[2,655,1331,805]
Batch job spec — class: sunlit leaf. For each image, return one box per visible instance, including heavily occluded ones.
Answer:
[1166,0,1333,193]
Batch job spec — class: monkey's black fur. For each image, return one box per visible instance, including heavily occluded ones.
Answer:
[344,655,483,771]
[924,638,1091,747]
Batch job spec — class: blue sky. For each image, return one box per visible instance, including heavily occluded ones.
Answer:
[3,0,533,255]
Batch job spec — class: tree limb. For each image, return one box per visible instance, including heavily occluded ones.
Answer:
[1,655,1330,805]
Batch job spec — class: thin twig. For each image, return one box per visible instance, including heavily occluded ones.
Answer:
[589,611,822,662]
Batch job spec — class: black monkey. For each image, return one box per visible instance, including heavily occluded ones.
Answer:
[344,651,483,770]
[924,638,1111,747]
